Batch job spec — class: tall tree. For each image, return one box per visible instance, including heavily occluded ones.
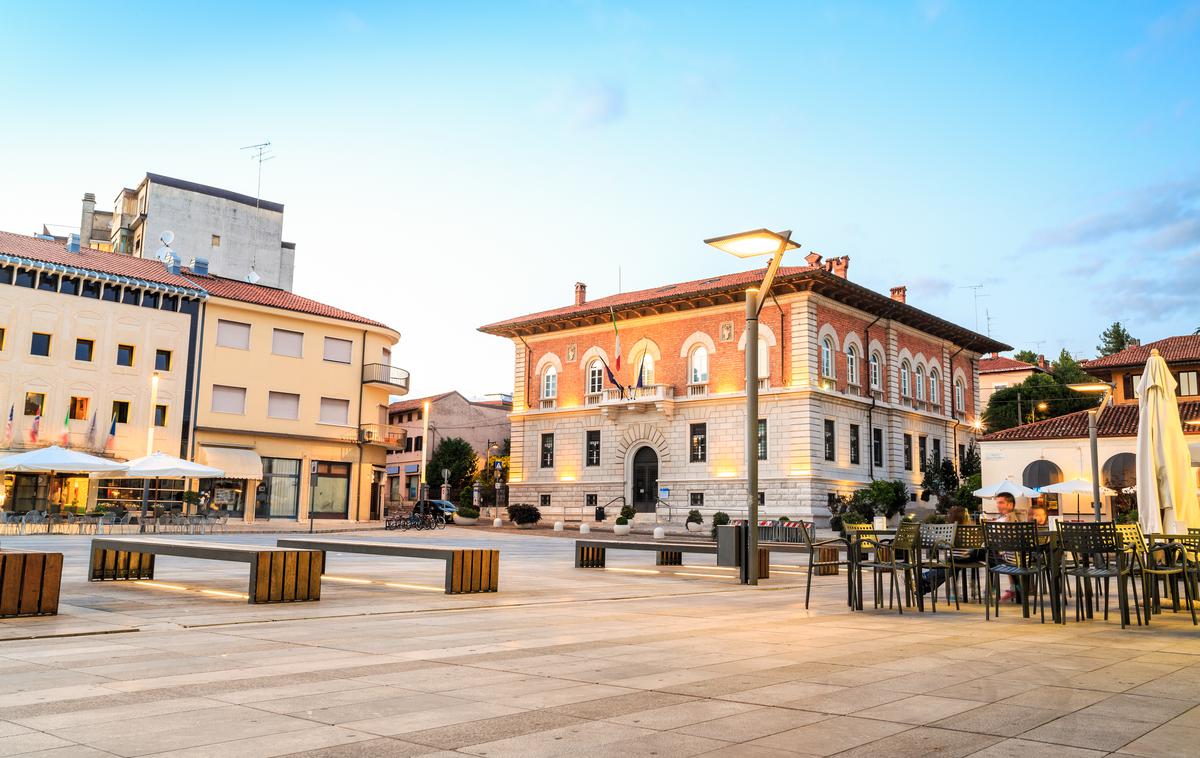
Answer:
[1051,348,1091,385]
[982,373,1097,432]
[1096,321,1137,356]
[1012,349,1039,365]
[425,437,478,503]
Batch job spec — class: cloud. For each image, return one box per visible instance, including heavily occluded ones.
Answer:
[1027,175,1200,251]
[1103,248,1200,320]
[907,276,953,298]
[540,80,627,129]
[1127,2,1200,60]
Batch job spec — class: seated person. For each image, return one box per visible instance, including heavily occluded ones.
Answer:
[920,506,985,598]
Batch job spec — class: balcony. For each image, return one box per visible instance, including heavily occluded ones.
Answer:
[360,423,407,447]
[362,363,411,394]
[686,383,708,398]
[599,384,675,416]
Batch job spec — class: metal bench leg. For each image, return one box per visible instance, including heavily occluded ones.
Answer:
[656,551,683,566]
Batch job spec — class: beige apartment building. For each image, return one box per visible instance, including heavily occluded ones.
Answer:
[978,353,1047,404]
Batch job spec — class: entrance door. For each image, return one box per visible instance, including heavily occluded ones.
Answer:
[631,447,658,513]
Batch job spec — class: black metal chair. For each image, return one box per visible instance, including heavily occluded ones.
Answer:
[797,521,854,609]
[918,524,957,611]
[1147,531,1199,626]
[1058,522,1141,628]
[949,524,987,603]
[984,521,1054,623]
[857,521,922,613]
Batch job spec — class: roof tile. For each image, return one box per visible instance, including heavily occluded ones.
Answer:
[1082,336,1200,370]
[980,400,1200,442]
[0,230,201,289]
[980,355,1045,375]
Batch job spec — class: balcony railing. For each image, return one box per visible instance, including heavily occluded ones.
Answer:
[360,423,407,447]
[686,383,708,398]
[585,392,603,406]
[601,384,673,404]
[362,364,411,393]
[540,398,557,409]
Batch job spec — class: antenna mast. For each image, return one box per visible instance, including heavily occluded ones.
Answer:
[240,141,274,209]
[959,284,986,331]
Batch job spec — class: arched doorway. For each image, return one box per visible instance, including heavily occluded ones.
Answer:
[1023,459,1064,511]
[1102,452,1137,490]
[631,447,659,513]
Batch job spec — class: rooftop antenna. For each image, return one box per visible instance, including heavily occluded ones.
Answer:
[240,141,274,210]
[985,308,995,339]
[959,284,986,331]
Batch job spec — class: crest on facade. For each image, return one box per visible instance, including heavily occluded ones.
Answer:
[566,344,577,362]
[719,322,734,342]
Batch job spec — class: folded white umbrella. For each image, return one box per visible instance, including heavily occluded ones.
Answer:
[1039,478,1117,496]
[114,452,223,479]
[973,478,1040,499]
[0,445,127,474]
[1136,349,1200,533]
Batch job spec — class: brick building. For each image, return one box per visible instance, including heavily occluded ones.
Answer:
[480,256,1008,524]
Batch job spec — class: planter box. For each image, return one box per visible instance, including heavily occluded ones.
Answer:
[685,521,704,533]
[515,522,536,530]
[455,517,478,526]
[613,524,632,536]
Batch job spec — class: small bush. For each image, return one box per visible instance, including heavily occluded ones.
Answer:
[711,511,730,539]
[619,504,637,521]
[457,504,479,519]
[686,509,703,525]
[506,503,541,525]
[923,512,946,524]
[615,516,628,526]
[778,515,791,523]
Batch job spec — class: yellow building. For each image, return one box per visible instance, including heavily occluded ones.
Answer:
[186,273,406,523]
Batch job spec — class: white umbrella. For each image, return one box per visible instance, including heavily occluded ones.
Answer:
[973,478,1040,499]
[0,445,127,474]
[1040,478,1116,521]
[116,452,224,479]
[1135,349,1200,533]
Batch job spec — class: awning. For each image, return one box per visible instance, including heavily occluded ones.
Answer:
[198,446,263,480]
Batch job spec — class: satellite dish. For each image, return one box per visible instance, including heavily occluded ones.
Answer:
[245,269,261,285]
[159,230,175,246]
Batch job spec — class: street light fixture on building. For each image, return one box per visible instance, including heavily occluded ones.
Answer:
[1067,380,1115,521]
[704,228,797,585]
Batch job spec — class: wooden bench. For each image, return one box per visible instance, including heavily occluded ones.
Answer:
[276,538,499,594]
[575,540,770,578]
[0,549,63,617]
[88,538,322,604]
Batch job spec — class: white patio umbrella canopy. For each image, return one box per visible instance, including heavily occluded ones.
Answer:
[1039,478,1116,496]
[115,452,223,479]
[0,445,127,474]
[973,478,1040,499]
[1135,349,1200,533]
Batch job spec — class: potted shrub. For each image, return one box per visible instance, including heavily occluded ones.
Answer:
[619,503,637,522]
[456,504,479,526]
[710,511,730,539]
[613,515,632,536]
[685,509,704,533]
[506,503,541,529]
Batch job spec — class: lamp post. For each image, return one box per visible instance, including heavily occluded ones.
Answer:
[1066,381,1114,521]
[139,371,160,534]
[486,440,501,518]
[705,228,799,585]
[419,400,431,502]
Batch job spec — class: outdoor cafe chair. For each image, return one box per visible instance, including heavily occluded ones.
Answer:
[856,521,922,613]
[796,520,855,609]
[984,521,1054,623]
[918,523,958,611]
[950,524,988,603]
[1058,522,1142,629]
[1148,531,1200,626]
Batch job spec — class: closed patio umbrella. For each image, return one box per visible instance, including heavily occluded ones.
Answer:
[107,452,224,534]
[1135,349,1200,533]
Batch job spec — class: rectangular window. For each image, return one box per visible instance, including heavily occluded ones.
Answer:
[872,428,884,468]
[0,265,12,284]
[690,423,707,463]
[323,337,353,364]
[216,319,251,350]
[540,494,552,510]
[81,280,101,299]
[211,234,221,247]
[918,436,928,472]
[958,443,967,464]
[586,493,598,509]
[272,329,304,358]
[262,457,301,518]
[24,392,45,416]
[116,344,134,367]
[154,349,172,371]
[60,276,79,295]
[75,338,93,362]
[414,435,423,452]
[0,328,4,351]
[101,283,119,302]
[541,433,555,468]
[586,430,601,466]
[122,288,139,305]
[30,332,51,357]
[1179,371,1199,397]
[68,396,89,420]
[690,492,704,508]
[824,420,836,461]
[14,269,35,288]
[404,436,413,453]
[37,272,57,292]
[211,385,247,415]
[268,391,300,420]
[161,294,178,311]
[931,438,941,462]
[311,461,350,518]
[154,404,168,427]
[850,424,861,465]
[903,434,913,471]
[111,400,130,424]
[141,291,159,309]
[757,419,767,461]
[319,397,350,425]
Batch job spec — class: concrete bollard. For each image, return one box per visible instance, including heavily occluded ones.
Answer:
[653,527,666,539]
[579,523,590,534]
[553,521,564,531]
[492,518,503,528]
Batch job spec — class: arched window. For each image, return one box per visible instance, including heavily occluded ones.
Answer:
[954,378,965,414]
[1102,452,1137,490]
[846,346,859,386]
[821,338,835,378]
[870,352,882,389]
[586,360,603,395]
[915,365,926,401]
[1023,459,1064,509]
[638,354,655,385]
[900,361,911,397]
[929,369,940,407]
[541,365,557,399]
[689,346,709,385]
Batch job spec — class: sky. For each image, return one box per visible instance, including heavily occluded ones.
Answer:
[2,1,1198,399]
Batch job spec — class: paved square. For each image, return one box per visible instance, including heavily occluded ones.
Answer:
[3,527,1200,756]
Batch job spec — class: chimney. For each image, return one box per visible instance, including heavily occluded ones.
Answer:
[1036,354,1047,369]
[804,252,823,267]
[574,282,587,306]
[827,255,850,279]
[65,233,81,253]
[163,254,180,276]
[79,192,96,248]
[890,285,907,303]
[190,257,209,276]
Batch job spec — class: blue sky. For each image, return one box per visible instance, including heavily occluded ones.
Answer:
[2,1,1198,397]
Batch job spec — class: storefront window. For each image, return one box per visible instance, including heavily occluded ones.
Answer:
[311,461,350,518]
[261,457,300,519]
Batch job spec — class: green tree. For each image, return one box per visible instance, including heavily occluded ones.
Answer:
[1096,321,1137,356]
[982,373,1096,432]
[1050,348,1091,385]
[426,437,478,503]
[473,438,510,508]
[959,440,981,478]
[1013,349,1039,365]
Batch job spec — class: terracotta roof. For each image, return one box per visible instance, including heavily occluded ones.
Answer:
[980,355,1045,375]
[0,229,203,291]
[980,401,1200,442]
[1082,336,1200,371]
[388,392,456,413]
[479,265,1010,354]
[185,272,394,331]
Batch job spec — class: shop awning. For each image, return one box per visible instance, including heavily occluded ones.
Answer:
[198,446,263,480]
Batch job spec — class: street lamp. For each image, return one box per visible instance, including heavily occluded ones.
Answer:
[705,228,799,585]
[139,371,161,534]
[1067,381,1115,521]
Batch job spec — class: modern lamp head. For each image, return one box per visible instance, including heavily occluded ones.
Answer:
[1066,382,1114,393]
[704,228,799,258]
